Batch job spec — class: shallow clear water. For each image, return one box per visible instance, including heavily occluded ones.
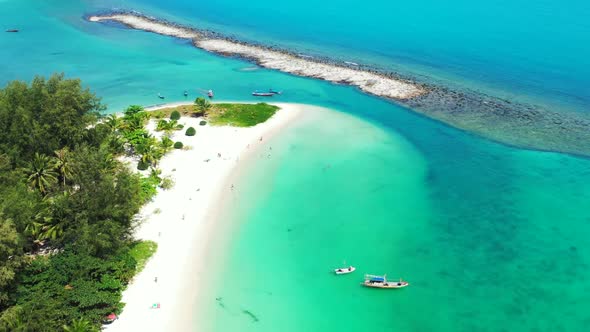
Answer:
[202,107,590,332]
[2,0,590,331]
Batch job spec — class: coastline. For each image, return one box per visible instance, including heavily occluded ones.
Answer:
[105,102,306,332]
[87,11,590,158]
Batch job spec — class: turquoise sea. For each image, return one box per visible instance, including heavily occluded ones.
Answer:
[2,0,590,331]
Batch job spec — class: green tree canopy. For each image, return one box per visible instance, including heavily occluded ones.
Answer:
[0,74,103,165]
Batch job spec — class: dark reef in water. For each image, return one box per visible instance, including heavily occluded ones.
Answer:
[403,84,590,156]
[88,10,590,157]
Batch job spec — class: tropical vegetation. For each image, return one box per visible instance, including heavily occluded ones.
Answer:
[149,99,279,127]
[0,74,163,331]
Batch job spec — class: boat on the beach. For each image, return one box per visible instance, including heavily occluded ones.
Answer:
[361,274,409,289]
[252,91,274,97]
[158,93,165,99]
[334,266,356,275]
[5,29,19,33]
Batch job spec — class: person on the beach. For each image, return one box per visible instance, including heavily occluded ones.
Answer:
[231,184,234,191]
[218,153,221,158]
[154,277,158,283]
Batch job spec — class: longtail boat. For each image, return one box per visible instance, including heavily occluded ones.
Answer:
[362,274,409,289]
[252,91,273,97]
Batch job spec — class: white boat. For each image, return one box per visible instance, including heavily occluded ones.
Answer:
[334,266,356,275]
[361,274,409,289]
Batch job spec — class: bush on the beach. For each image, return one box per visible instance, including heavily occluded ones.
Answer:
[174,141,184,149]
[185,127,196,136]
[137,160,150,171]
[160,177,175,190]
[170,110,181,120]
[199,120,207,126]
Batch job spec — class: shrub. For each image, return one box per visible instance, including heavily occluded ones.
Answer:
[137,160,150,170]
[170,110,181,121]
[185,127,196,136]
[173,141,183,149]
[199,120,207,126]
[160,177,174,190]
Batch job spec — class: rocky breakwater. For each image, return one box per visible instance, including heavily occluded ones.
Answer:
[88,11,590,157]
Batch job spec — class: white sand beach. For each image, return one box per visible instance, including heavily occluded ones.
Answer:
[104,102,304,332]
[89,13,424,100]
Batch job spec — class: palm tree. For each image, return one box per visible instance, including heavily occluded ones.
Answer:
[156,119,170,132]
[156,119,183,134]
[106,133,127,155]
[194,97,212,115]
[140,144,160,167]
[160,136,174,153]
[0,306,28,332]
[122,111,148,131]
[100,152,118,174]
[24,153,58,195]
[62,318,98,332]
[53,147,73,187]
[24,220,44,246]
[134,137,155,155]
[104,114,122,132]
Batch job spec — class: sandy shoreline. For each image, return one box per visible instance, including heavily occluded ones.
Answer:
[88,13,424,100]
[105,102,305,332]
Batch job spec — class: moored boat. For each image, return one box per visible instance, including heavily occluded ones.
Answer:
[207,89,214,98]
[268,88,282,95]
[362,274,409,289]
[6,29,19,33]
[157,93,165,99]
[334,266,356,275]
[252,91,274,97]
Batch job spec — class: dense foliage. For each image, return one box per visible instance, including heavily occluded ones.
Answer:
[185,127,196,136]
[199,120,207,126]
[173,141,184,149]
[0,75,161,331]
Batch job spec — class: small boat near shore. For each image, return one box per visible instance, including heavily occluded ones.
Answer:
[362,274,409,289]
[6,29,19,33]
[207,89,214,98]
[268,89,282,95]
[252,91,274,97]
[334,266,356,275]
[183,90,188,96]
[157,93,165,99]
